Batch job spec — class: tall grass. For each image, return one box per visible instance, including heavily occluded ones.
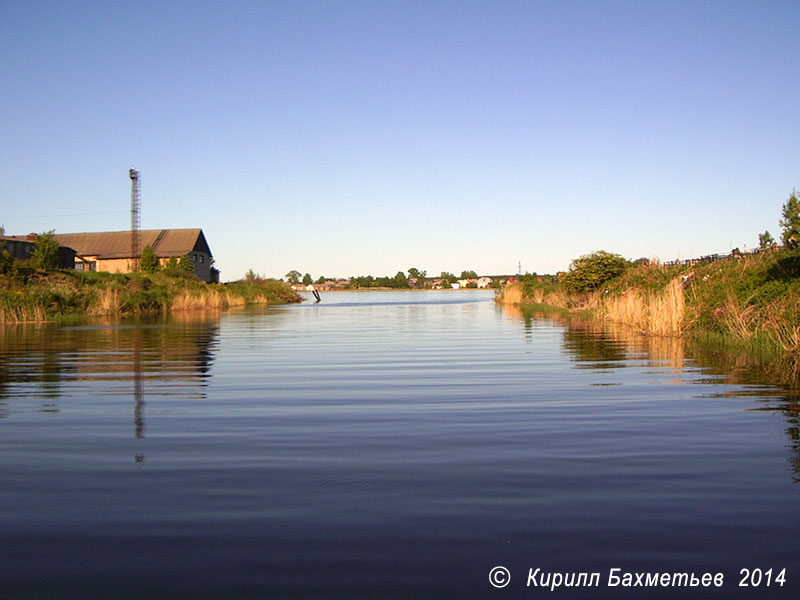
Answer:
[600,277,686,336]
[0,295,47,323]
[495,282,524,305]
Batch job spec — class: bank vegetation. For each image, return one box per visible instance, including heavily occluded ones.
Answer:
[498,248,800,376]
[0,267,301,324]
[499,192,800,368]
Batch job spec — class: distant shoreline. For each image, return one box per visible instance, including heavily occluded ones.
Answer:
[298,287,496,293]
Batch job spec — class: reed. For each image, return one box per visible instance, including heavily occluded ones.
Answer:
[718,295,758,341]
[764,304,800,354]
[91,287,120,315]
[169,287,228,311]
[599,276,686,336]
[0,295,47,323]
[542,287,570,309]
[495,282,524,305]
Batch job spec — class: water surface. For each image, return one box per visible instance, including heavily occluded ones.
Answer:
[1,291,797,598]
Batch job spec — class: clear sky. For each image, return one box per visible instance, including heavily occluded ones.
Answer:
[2,1,798,281]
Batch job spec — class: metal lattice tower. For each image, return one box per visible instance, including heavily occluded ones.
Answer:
[129,167,141,271]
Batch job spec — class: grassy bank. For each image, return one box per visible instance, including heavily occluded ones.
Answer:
[497,249,800,369]
[0,269,301,323]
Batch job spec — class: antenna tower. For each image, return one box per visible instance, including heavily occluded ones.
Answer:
[129,167,141,271]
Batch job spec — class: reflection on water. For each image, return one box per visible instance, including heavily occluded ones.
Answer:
[1,293,799,599]
[0,312,219,462]
[509,303,800,482]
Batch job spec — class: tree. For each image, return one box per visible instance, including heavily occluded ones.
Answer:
[0,225,13,275]
[285,270,301,284]
[560,250,629,293]
[780,190,800,249]
[164,257,179,272]
[440,271,457,284]
[758,231,775,249]
[178,254,194,273]
[302,273,313,285]
[392,271,408,288]
[460,270,478,279]
[32,230,60,271]
[140,244,160,273]
[316,275,327,284]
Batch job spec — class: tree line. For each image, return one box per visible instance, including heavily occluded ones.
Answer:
[284,268,482,289]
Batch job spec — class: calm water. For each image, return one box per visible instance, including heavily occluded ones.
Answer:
[1,290,798,599]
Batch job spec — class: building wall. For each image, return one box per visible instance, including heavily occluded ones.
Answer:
[96,258,134,274]
[187,252,212,281]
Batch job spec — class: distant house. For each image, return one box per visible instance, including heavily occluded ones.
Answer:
[476,277,493,288]
[1,233,76,269]
[53,229,217,282]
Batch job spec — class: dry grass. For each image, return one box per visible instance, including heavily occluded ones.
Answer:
[170,288,228,311]
[91,287,120,315]
[764,304,800,354]
[0,270,301,323]
[495,282,525,305]
[542,288,570,309]
[0,300,47,323]
[600,277,686,336]
[719,295,758,341]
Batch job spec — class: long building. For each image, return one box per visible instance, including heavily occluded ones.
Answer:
[53,228,217,282]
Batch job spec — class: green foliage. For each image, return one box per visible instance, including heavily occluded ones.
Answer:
[178,254,194,273]
[347,271,412,289]
[519,273,557,298]
[780,191,800,249]
[440,271,457,284]
[392,271,408,288]
[460,270,478,279]
[759,230,775,249]
[32,230,60,271]
[408,267,427,280]
[561,250,629,293]
[0,269,301,323]
[0,234,14,276]
[159,255,195,278]
[302,273,313,285]
[285,270,301,284]
[140,244,160,273]
[226,277,301,305]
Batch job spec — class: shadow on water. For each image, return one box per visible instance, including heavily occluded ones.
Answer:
[504,303,800,483]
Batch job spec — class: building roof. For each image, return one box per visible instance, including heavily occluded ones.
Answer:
[52,229,212,259]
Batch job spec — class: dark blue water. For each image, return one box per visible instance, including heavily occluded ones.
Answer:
[1,291,797,598]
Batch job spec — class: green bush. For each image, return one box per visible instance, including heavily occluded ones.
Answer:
[561,250,630,293]
[780,191,800,249]
[140,245,160,273]
[32,230,60,271]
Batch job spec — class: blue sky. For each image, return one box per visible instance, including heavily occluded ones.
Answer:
[2,1,798,280]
